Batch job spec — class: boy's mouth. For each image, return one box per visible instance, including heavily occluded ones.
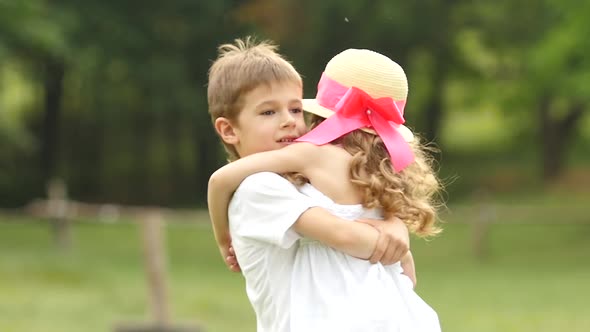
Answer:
[277,137,297,143]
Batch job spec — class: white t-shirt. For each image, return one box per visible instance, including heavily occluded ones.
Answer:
[228,172,319,332]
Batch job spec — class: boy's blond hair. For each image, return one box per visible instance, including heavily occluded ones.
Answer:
[207,37,303,160]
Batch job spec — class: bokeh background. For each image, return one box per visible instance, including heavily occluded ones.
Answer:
[1,1,589,331]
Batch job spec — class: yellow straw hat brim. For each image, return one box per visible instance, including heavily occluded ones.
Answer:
[303,98,415,142]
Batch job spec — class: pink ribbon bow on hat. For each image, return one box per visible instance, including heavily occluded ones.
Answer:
[296,73,415,172]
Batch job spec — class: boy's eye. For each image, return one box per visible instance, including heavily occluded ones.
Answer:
[261,110,275,115]
[290,108,303,114]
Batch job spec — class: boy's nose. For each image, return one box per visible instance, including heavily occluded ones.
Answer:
[281,111,296,127]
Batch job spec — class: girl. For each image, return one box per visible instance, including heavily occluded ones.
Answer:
[208,49,443,331]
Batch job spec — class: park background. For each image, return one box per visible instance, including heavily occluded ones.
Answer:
[1,0,589,331]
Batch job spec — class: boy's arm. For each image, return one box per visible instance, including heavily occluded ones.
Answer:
[207,143,319,264]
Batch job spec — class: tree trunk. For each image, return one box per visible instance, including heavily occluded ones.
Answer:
[195,122,221,205]
[41,58,65,186]
[165,111,184,204]
[540,97,586,181]
[423,63,445,145]
[133,110,152,205]
[93,95,106,202]
[421,0,453,146]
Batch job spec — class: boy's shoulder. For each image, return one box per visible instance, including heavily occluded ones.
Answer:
[238,172,291,189]
[234,172,300,200]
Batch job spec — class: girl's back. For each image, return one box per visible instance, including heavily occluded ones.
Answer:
[302,143,364,205]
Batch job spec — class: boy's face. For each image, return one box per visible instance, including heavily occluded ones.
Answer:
[217,81,306,158]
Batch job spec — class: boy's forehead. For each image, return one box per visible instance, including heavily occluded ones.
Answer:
[256,97,302,106]
[243,81,303,105]
[259,80,302,93]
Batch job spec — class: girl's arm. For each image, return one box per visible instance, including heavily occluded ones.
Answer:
[207,143,320,260]
[292,206,381,259]
[401,251,417,288]
[357,217,410,265]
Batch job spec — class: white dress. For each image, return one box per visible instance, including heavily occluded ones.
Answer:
[290,184,441,332]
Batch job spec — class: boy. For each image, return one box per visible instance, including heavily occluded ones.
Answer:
[207,37,409,331]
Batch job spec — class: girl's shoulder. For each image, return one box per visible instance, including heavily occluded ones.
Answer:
[292,142,347,159]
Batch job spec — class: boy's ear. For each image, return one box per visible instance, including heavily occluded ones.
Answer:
[214,117,239,145]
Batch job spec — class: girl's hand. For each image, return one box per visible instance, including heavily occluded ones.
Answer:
[357,217,409,265]
[401,251,417,288]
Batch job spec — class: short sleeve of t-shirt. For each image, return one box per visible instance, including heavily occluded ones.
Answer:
[229,172,319,248]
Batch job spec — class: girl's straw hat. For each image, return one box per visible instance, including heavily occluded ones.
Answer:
[303,49,414,142]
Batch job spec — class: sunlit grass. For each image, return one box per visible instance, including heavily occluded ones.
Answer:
[0,193,589,332]
[442,109,514,153]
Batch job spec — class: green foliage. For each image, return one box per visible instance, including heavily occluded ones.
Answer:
[0,0,72,59]
[0,0,245,206]
[0,0,589,206]
[457,0,590,121]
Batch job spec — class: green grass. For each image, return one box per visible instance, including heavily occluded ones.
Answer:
[1,194,589,332]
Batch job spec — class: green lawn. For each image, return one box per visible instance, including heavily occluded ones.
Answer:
[1,195,589,332]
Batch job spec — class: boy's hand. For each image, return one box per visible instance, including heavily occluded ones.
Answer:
[220,244,241,272]
[226,246,241,272]
[215,231,241,272]
[357,217,409,265]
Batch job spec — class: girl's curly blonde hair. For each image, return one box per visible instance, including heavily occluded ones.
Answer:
[292,115,443,237]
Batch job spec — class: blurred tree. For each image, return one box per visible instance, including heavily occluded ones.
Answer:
[234,0,471,147]
[54,0,247,204]
[0,0,246,206]
[0,60,39,204]
[464,0,589,180]
[1,0,589,206]
[0,0,72,202]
